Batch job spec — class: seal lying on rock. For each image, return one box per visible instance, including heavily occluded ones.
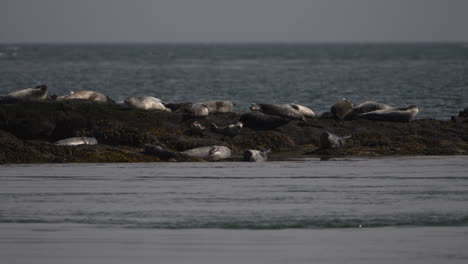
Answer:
[200,100,234,113]
[240,111,290,130]
[124,96,171,111]
[1,85,48,102]
[331,98,353,120]
[52,90,115,103]
[350,101,391,115]
[53,137,98,146]
[181,103,210,117]
[355,105,419,122]
[250,103,306,120]
[164,102,193,112]
[210,122,243,137]
[181,145,231,161]
[144,144,180,161]
[243,149,270,162]
[320,132,350,149]
[290,104,317,118]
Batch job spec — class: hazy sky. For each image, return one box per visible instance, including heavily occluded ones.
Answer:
[1,0,467,43]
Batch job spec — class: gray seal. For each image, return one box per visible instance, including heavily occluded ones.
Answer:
[200,100,235,113]
[1,85,48,102]
[320,132,350,149]
[210,122,243,137]
[181,145,231,161]
[243,149,270,162]
[356,105,419,122]
[53,137,98,146]
[330,98,353,120]
[144,144,180,161]
[240,111,290,130]
[289,104,317,118]
[250,103,306,121]
[52,90,114,103]
[124,96,171,111]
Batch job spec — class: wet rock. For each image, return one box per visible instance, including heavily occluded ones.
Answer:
[0,100,467,163]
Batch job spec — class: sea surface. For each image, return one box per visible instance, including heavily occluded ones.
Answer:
[1,43,468,119]
[1,156,468,263]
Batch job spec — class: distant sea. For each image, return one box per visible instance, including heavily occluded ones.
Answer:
[1,43,467,119]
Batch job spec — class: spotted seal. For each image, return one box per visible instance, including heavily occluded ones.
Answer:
[320,132,350,149]
[330,98,353,120]
[243,149,270,162]
[124,96,171,111]
[356,105,419,122]
[240,111,290,130]
[199,100,235,113]
[1,85,48,102]
[210,122,243,137]
[250,103,306,121]
[289,104,317,118]
[144,144,180,161]
[181,103,210,117]
[164,102,194,112]
[52,90,114,103]
[181,145,231,161]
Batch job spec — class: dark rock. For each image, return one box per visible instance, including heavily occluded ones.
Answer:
[0,100,467,163]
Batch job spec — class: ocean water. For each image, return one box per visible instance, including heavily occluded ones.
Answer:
[1,156,468,263]
[1,43,468,119]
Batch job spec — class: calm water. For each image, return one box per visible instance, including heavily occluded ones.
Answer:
[1,43,468,119]
[1,156,468,263]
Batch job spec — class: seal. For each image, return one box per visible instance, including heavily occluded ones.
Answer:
[164,102,193,112]
[144,144,180,161]
[330,98,353,120]
[250,103,306,120]
[53,137,98,146]
[210,122,243,137]
[200,100,235,113]
[181,145,231,161]
[320,131,350,149]
[124,96,171,111]
[240,111,290,130]
[182,103,210,117]
[289,104,317,118]
[1,85,48,102]
[52,90,115,103]
[243,149,270,162]
[356,105,419,122]
[346,101,391,119]
[352,101,391,115]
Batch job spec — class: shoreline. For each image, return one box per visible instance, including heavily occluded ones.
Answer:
[1,100,467,164]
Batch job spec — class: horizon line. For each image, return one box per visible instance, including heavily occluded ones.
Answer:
[1,40,468,45]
